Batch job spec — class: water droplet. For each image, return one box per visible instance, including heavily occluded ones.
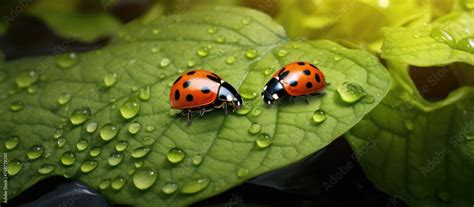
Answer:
[56,53,78,69]
[115,140,129,152]
[207,27,218,34]
[236,168,249,177]
[264,68,273,75]
[146,126,155,132]
[86,122,98,133]
[38,164,55,174]
[61,151,76,166]
[104,73,118,87]
[215,35,226,43]
[337,82,367,104]
[312,109,327,124]
[57,93,72,105]
[248,123,262,135]
[362,95,375,104]
[245,49,258,59]
[167,147,186,163]
[132,146,151,158]
[27,145,44,160]
[7,159,22,176]
[240,89,257,100]
[277,49,288,57]
[89,146,102,157]
[5,136,19,150]
[225,55,236,64]
[181,177,210,194]
[80,160,98,173]
[197,47,209,57]
[236,103,252,115]
[334,56,342,61]
[108,152,124,167]
[57,138,66,148]
[53,129,63,139]
[456,36,474,53]
[27,85,38,94]
[120,98,140,119]
[133,168,158,190]
[251,107,263,116]
[128,122,141,134]
[160,58,171,68]
[100,123,119,141]
[256,133,272,148]
[111,176,126,190]
[430,28,455,47]
[99,179,111,190]
[134,160,144,168]
[241,16,252,25]
[16,71,38,88]
[405,120,414,130]
[76,138,88,151]
[162,181,178,194]
[192,154,203,165]
[413,33,422,38]
[70,107,91,125]
[150,47,159,53]
[139,86,151,101]
[152,29,160,35]
[10,101,24,112]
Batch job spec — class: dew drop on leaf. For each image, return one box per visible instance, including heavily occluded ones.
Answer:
[57,93,72,105]
[162,182,178,195]
[160,58,171,68]
[146,126,155,132]
[264,67,273,75]
[56,53,78,69]
[38,164,55,175]
[104,73,118,87]
[248,123,262,135]
[152,29,160,35]
[86,122,98,133]
[5,136,19,150]
[334,55,342,61]
[236,168,249,177]
[108,152,124,167]
[430,27,455,47]
[70,107,91,125]
[76,139,88,151]
[455,36,474,53]
[133,168,158,190]
[120,98,141,119]
[27,85,38,94]
[100,123,119,141]
[337,82,367,103]
[150,47,159,53]
[167,147,186,163]
[276,49,288,57]
[16,71,38,88]
[312,109,327,124]
[240,89,258,100]
[134,160,144,168]
[256,133,272,148]
[7,159,22,176]
[215,35,226,43]
[225,55,236,64]
[80,160,98,174]
[115,140,129,152]
[236,103,252,115]
[27,145,44,160]
[132,146,151,158]
[139,86,151,101]
[10,100,24,112]
[57,138,66,148]
[251,107,263,116]
[111,176,126,190]
[60,151,76,166]
[245,48,259,59]
[241,16,251,25]
[181,177,210,194]
[128,122,141,134]
[362,95,375,104]
[187,58,197,67]
[207,27,218,34]
[99,179,111,190]
[197,47,209,57]
[89,146,102,157]
[192,154,203,165]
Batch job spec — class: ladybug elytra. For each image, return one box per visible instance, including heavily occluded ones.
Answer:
[170,70,242,125]
[261,61,327,105]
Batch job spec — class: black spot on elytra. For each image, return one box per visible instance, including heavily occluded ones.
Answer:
[174,90,180,100]
[303,70,311,75]
[207,75,220,83]
[278,67,286,75]
[173,76,182,85]
[315,74,321,83]
[201,87,211,94]
[290,80,298,87]
[297,62,305,65]
[306,82,313,88]
[186,94,194,102]
[187,71,196,75]
[183,81,190,88]
[280,70,289,79]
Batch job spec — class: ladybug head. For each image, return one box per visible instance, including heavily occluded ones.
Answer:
[218,82,243,110]
[261,78,285,105]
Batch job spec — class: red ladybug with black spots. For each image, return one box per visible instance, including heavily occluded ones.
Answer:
[170,70,242,125]
[261,61,327,105]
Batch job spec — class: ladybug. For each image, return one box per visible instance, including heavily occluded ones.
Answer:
[170,70,243,125]
[261,61,327,105]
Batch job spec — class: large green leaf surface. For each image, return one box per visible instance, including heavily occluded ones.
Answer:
[0,7,390,206]
[346,61,474,206]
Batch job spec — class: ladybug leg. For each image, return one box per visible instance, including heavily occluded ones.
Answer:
[311,92,326,97]
[223,102,229,115]
[289,96,295,104]
[199,108,206,117]
[302,95,309,104]
[185,109,193,126]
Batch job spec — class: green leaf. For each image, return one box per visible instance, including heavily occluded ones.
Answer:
[381,1,474,66]
[27,0,121,42]
[0,7,390,206]
[345,61,474,206]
